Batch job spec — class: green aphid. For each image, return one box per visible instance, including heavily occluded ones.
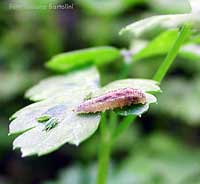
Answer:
[43,118,58,132]
[37,115,50,123]
[84,92,93,101]
[37,115,58,132]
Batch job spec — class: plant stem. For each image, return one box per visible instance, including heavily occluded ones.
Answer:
[97,49,132,184]
[97,138,111,184]
[109,112,118,134]
[97,24,191,184]
[112,25,191,141]
[112,25,191,142]
[97,113,112,184]
[153,24,191,82]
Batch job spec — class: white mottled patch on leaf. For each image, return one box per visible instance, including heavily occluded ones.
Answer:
[9,67,101,156]
[120,14,196,37]
[189,0,200,14]
[119,0,200,37]
[26,67,99,101]
[10,95,75,134]
[13,112,100,157]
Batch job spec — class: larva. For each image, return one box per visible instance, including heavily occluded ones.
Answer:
[75,88,146,113]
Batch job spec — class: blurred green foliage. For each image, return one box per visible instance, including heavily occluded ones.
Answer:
[43,133,200,184]
[46,47,121,73]
[75,0,144,17]
[153,77,200,125]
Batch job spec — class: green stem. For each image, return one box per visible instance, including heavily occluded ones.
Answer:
[153,24,191,82]
[97,138,111,184]
[112,25,191,143]
[112,25,191,141]
[97,49,132,184]
[97,113,112,184]
[97,24,191,184]
[109,112,118,134]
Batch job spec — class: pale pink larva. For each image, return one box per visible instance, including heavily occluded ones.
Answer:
[76,88,146,114]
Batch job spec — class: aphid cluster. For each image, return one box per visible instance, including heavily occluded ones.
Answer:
[76,88,146,113]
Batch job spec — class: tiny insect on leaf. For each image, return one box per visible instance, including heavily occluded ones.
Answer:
[37,115,59,132]
[42,118,59,132]
[37,116,51,123]
[84,92,93,101]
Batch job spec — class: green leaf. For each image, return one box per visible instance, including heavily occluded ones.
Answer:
[134,29,179,61]
[153,24,191,82]
[9,67,101,157]
[119,0,199,37]
[129,29,199,63]
[46,46,121,73]
[132,31,200,62]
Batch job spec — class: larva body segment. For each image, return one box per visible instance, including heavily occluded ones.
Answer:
[76,88,146,113]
